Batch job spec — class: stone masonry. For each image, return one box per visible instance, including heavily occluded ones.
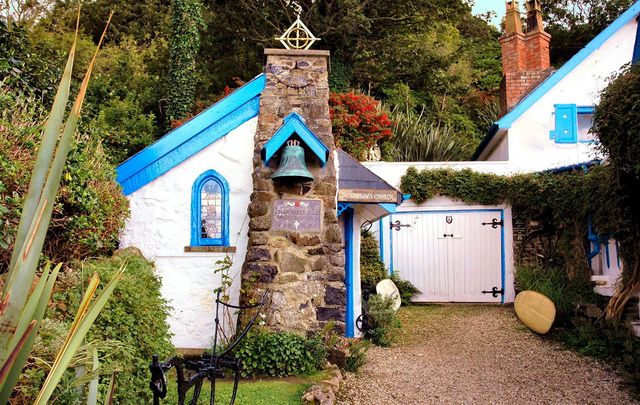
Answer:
[240,49,346,335]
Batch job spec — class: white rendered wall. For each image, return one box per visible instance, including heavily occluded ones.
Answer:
[120,118,257,350]
[486,18,638,172]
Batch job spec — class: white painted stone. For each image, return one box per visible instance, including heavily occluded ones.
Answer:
[120,118,257,350]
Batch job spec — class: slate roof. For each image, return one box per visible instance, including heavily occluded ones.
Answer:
[336,149,400,193]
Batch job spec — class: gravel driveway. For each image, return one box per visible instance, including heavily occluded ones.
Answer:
[337,305,637,405]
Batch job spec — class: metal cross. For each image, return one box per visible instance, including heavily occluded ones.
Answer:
[275,17,320,50]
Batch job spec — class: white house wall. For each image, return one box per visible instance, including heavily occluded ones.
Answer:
[487,18,638,171]
[120,118,257,350]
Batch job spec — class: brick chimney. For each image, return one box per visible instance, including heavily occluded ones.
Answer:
[499,0,552,116]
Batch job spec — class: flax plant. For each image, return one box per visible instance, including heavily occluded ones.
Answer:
[0,8,124,402]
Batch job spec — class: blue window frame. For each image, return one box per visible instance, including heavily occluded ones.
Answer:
[191,170,230,246]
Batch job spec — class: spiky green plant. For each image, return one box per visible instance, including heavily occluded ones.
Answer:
[387,107,466,162]
[0,8,123,403]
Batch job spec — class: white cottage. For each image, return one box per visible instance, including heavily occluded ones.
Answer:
[116,48,401,351]
[367,0,640,304]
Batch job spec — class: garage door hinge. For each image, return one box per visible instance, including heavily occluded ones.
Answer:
[390,220,411,231]
[482,287,505,297]
[481,218,503,228]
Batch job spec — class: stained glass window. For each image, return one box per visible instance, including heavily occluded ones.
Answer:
[200,179,222,239]
[191,170,229,246]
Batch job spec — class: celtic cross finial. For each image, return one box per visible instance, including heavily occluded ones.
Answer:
[275,17,320,50]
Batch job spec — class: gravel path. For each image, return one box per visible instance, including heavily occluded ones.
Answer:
[337,305,637,405]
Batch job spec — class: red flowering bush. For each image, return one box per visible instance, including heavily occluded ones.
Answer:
[329,92,393,160]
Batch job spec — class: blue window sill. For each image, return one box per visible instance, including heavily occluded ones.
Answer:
[184,246,237,253]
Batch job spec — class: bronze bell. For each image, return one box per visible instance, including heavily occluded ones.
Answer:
[272,140,314,183]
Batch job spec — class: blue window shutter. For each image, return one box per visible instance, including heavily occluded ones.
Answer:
[552,104,577,144]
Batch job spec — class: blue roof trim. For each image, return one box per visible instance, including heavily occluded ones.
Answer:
[260,112,330,166]
[541,159,601,174]
[472,2,640,160]
[633,14,640,63]
[117,74,266,195]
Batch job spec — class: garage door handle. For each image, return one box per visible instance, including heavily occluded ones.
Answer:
[443,233,454,238]
[481,287,504,297]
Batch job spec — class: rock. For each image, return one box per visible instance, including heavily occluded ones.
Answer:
[248,201,269,217]
[315,182,337,196]
[302,385,335,405]
[325,286,346,306]
[277,251,309,273]
[306,246,325,256]
[250,214,271,231]
[324,224,343,244]
[249,231,270,246]
[329,254,345,267]
[243,262,278,283]
[312,257,329,271]
[317,307,345,322]
[246,247,271,262]
[290,232,322,247]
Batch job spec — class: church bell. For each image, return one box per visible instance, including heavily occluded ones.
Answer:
[272,140,314,183]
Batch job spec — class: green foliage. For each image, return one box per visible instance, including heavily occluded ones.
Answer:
[360,231,387,289]
[386,107,467,161]
[542,1,634,66]
[591,64,640,318]
[167,0,204,126]
[366,295,401,347]
[515,264,597,319]
[234,331,326,378]
[49,249,174,404]
[389,274,421,306]
[0,87,129,269]
[344,339,370,373]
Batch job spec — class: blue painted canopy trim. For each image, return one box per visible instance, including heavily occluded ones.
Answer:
[472,2,640,160]
[116,74,266,195]
[261,112,330,167]
[633,14,640,63]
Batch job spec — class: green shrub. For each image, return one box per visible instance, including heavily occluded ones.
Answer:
[233,331,327,377]
[366,294,401,347]
[360,231,387,289]
[390,274,421,305]
[515,264,597,320]
[345,339,370,373]
[53,249,174,404]
[0,86,129,269]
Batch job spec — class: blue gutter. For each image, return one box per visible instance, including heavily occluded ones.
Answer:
[472,3,640,160]
[344,208,355,338]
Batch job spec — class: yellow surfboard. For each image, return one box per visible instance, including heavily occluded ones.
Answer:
[514,290,556,334]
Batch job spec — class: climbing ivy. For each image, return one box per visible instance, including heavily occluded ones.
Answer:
[166,0,204,127]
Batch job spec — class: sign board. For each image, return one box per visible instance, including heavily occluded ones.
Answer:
[337,189,399,203]
[272,199,322,232]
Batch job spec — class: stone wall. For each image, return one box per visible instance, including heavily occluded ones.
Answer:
[240,49,346,335]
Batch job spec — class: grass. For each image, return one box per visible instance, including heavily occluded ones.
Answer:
[163,370,328,405]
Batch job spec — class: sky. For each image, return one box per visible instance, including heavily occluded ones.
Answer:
[472,0,507,27]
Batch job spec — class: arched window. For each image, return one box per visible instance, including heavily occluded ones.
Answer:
[191,170,229,246]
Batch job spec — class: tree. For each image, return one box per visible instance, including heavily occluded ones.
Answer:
[591,65,640,320]
[542,0,634,66]
[166,0,203,126]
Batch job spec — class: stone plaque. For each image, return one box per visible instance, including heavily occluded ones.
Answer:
[272,199,321,232]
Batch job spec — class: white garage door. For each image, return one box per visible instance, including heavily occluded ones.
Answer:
[390,210,504,303]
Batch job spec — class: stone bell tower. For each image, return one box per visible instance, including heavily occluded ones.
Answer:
[240,33,346,334]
